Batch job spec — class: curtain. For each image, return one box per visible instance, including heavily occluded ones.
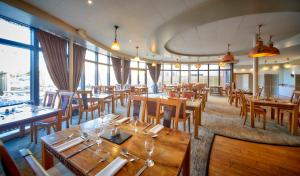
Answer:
[147,64,161,93]
[111,57,122,84]
[37,30,69,90]
[123,59,130,84]
[73,44,86,90]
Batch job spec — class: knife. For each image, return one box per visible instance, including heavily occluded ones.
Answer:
[65,142,96,159]
[135,164,147,176]
[142,123,152,131]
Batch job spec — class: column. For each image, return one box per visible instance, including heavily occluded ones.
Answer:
[252,34,259,97]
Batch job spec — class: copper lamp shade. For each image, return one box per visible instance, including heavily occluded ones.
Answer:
[195,63,201,69]
[267,35,280,56]
[221,44,234,62]
[111,25,120,51]
[248,40,272,58]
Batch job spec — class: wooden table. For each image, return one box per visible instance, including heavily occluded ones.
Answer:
[250,98,299,135]
[0,104,62,135]
[233,90,253,107]
[41,117,191,176]
[113,89,129,106]
[145,94,202,139]
[93,93,115,113]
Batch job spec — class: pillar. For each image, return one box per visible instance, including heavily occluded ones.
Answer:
[252,34,259,97]
[69,38,74,91]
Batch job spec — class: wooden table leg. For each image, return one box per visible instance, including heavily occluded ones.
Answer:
[101,99,105,112]
[19,125,25,137]
[56,110,62,131]
[183,140,191,176]
[41,142,53,169]
[291,106,299,135]
[194,107,200,139]
[120,93,124,106]
[201,98,205,112]
[250,101,255,128]
[235,94,238,107]
[112,95,115,113]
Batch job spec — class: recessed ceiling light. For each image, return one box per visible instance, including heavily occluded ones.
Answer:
[129,40,132,43]
[88,0,93,5]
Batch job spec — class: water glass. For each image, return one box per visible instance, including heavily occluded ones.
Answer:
[131,116,138,133]
[100,112,106,123]
[95,126,105,152]
[144,138,155,167]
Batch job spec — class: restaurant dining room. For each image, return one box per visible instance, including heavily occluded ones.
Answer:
[1,0,300,175]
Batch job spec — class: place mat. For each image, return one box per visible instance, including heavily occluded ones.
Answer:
[101,130,132,145]
[95,157,127,176]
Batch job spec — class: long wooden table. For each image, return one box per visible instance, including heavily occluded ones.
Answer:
[144,94,202,139]
[0,104,62,135]
[41,117,191,176]
[249,98,299,135]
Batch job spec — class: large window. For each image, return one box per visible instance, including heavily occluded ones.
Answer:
[0,44,30,104]
[98,64,108,85]
[39,52,57,98]
[85,61,96,90]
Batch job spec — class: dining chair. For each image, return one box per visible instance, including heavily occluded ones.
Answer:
[91,85,103,94]
[144,97,162,124]
[240,92,267,129]
[123,84,131,102]
[127,95,146,121]
[0,140,73,176]
[158,98,181,130]
[30,91,58,143]
[76,90,98,124]
[182,91,195,100]
[31,91,74,144]
[279,96,300,131]
[106,86,121,108]
[101,86,113,112]
[167,90,180,98]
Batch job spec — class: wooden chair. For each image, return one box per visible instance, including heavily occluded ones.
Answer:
[123,84,131,102]
[76,91,98,124]
[105,86,121,108]
[31,91,74,143]
[279,96,300,131]
[0,140,73,176]
[144,97,162,124]
[182,91,195,100]
[102,86,113,112]
[126,95,146,121]
[91,85,103,94]
[240,92,267,129]
[167,90,180,98]
[158,98,181,129]
[30,91,58,143]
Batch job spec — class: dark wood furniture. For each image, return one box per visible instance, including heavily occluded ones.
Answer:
[76,91,98,124]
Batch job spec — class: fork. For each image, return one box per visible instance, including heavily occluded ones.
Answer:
[85,155,108,174]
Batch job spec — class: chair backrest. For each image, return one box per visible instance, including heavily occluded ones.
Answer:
[104,86,115,94]
[76,91,93,110]
[115,84,122,91]
[168,91,179,98]
[0,140,21,176]
[123,84,131,90]
[258,86,264,96]
[158,98,181,129]
[182,91,195,100]
[57,91,74,117]
[43,91,58,108]
[145,97,160,123]
[127,95,146,121]
[92,86,103,94]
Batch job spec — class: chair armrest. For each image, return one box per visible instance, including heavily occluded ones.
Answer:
[19,149,50,176]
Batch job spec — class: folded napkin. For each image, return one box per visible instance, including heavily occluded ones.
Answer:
[53,137,84,152]
[96,157,127,176]
[149,124,164,134]
[106,114,119,120]
[115,117,129,124]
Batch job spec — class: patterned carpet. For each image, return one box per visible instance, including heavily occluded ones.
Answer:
[1,95,299,176]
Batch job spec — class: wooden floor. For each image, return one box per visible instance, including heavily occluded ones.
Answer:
[208,135,300,176]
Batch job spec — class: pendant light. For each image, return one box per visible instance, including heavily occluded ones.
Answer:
[111,25,120,50]
[267,35,280,56]
[134,46,140,61]
[248,25,271,58]
[219,62,226,68]
[284,58,291,68]
[175,58,180,69]
[195,58,201,69]
[151,55,156,66]
[222,43,234,62]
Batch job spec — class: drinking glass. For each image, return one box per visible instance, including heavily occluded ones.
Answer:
[95,126,105,153]
[131,116,138,133]
[144,137,155,167]
[99,112,106,124]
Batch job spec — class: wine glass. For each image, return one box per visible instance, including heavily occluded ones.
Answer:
[144,137,155,167]
[95,126,105,153]
[131,116,138,133]
[99,112,106,124]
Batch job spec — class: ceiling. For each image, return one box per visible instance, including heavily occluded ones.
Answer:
[2,0,300,65]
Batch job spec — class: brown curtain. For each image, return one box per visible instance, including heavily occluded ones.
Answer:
[111,57,122,84]
[73,44,86,90]
[147,64,161,93]
[123,59,130,84]
[37,30,69,90]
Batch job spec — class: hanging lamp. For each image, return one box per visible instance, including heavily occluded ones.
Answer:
[151,55,156,66]
[175,58,180,69]
[111,25,120,50]
[284,58,291,68]
[134,46,140,61]
[248,25,271,58]
[195,58,201,69]
[222,43,234,62]
[267,35,280,56]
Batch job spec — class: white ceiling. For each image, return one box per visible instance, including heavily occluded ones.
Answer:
[7,0,300,65]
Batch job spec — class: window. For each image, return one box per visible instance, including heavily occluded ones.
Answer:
[199,71,208,84]
[98,64,108,85]
[200,64,208,70]
[147,70,153,92]
[85,50,95,61]
[139,62,146,69]
[172,70,180,84]
[110,66,117,85]
[163,71,171,85]
[85,61,95,89]
[0,18,31,45]
[209,70,219,86]
[0,44,30,104]
[181,70,189,83]
[98,54,108,64]
[139,70,145,85]
[130,70,138,85]
[130,61,138,68]
[190,71,198,83]
[39,52,57,98]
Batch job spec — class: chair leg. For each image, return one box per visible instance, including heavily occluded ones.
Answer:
[85,111,88,120]
[288,116,292,132]
[66,119,69,128]
[183,121,186,131]
[46,126,51,135]
[188,118,191,133]
[30,123,34,142]
[34,126,38,144]
[243,113,247,126]
[91,110,94,120]
[78,112,82,124]
[263,113,266,130]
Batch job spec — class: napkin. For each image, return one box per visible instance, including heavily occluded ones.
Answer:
[106,114,119,120]
[115,117,129,124]
[53,137,84,152]
[149,124,164,134]
[95,157,127,176]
